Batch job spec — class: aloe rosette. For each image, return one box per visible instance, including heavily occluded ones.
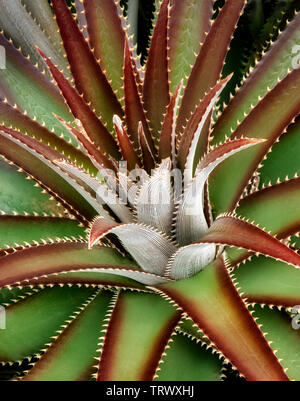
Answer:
[0,0,300,381]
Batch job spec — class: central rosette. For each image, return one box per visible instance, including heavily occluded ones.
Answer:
[55,111,262,284]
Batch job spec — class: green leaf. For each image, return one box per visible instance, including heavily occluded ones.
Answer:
[209,67,300,214]
[212,11,300,144]
[251,305,300,381]
[0,216,84,248]
[97,291,181,381]
[0,34,73,141]
[168,0,214,92]
[233,255,300,307]
[156,333,222,381]
[0,158,65,217]
[0,286,94,362]
[0,242,137,288]
[259,117,300,185]
[23,289,112,381]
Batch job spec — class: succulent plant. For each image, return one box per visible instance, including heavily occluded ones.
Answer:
[0,0,300,381]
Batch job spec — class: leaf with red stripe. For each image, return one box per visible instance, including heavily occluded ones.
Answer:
[22,289,111,381]
[124,37,154,153]
[159,82,182,161]
[212,12,300,145]
[210,66,300,215]
[54,116,115,171]
[168,0,214,93]
[0,128,95,222]
[157,255,289,381]
[0,241,137,288]
[177,76,232,175]
[143,0,170,137]
[39,49,120,159]
[113,115,140,171]
[83,0,125,102]
[97,291,181,381]
[51,0,123,131]
[0,34,72,138]
[0,127,109,219]
[177,0,246,133]
[0,101,92,172]
[197,215,300,269]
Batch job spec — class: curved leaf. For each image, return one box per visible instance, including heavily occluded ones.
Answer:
[176,138,264,246]
[89,218,177,275]
[0,242,135,288]
[157,256,288,381]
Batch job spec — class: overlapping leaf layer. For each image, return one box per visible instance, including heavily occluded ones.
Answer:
[0,0,300,381]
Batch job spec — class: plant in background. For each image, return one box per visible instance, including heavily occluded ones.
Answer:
[0,0,300,381]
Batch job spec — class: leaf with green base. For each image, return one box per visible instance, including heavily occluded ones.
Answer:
[0,215,85,248]
[155,332,222,381]
[168,0,214,93]
[0,286,95,362]
[233,255,300,308]
[0,158,65,217]
[143,0,170,137]
[51,0,123,132]
[212,11,300,144]
[250,305,300,381]
[209,66,300,215]
[22,289,112,381]
[97,291,181,381]
[0,242,137,288]
[0,34,73,141]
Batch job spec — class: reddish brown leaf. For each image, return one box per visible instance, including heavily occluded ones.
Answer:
[38,49,120,159]
[158,256,289,381]
[51,0,123,130]
[113,115,140,171]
